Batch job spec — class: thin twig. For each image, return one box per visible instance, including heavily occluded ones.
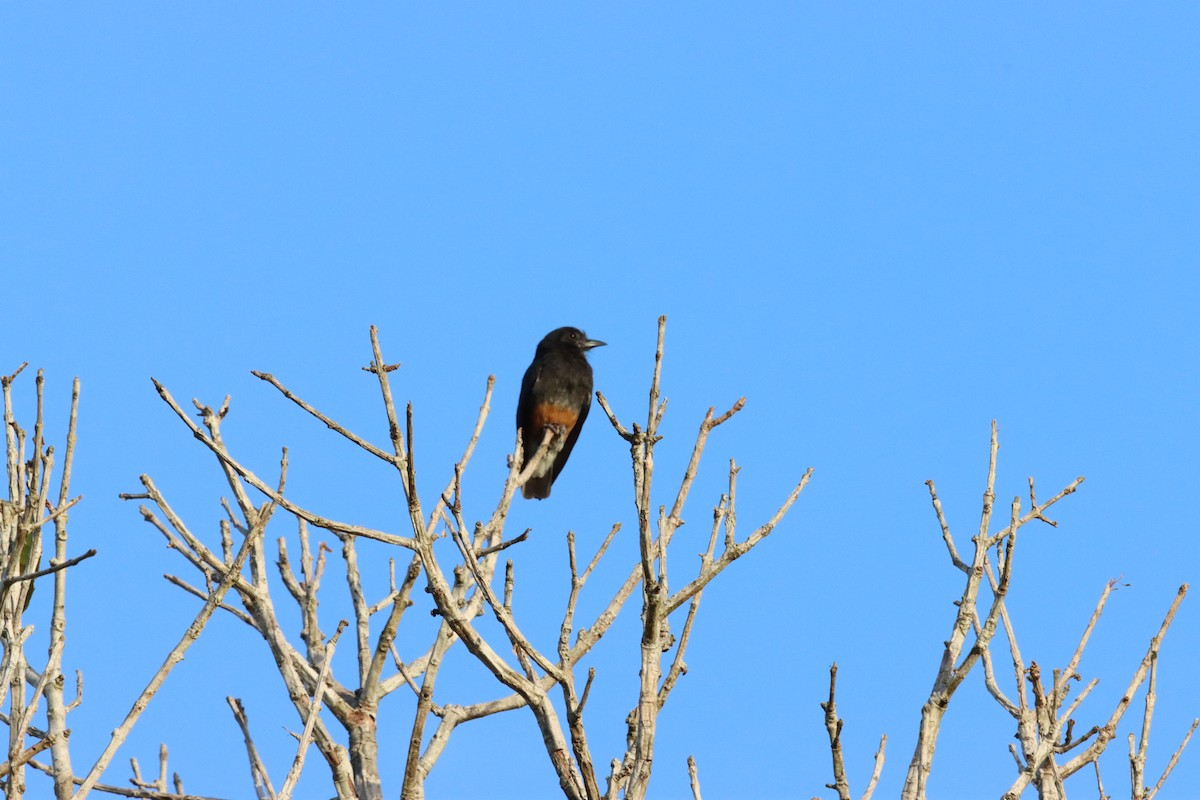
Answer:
[26,758,229,800]
[0,548,96,591]
[278,620,348,800]
[861,735,887,800]
[226,697,277,800]
[1147,719,1199,800]
[820,663,852,800]
[0,730,63,777]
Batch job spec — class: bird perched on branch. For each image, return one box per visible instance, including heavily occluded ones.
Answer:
[516,327,606,499]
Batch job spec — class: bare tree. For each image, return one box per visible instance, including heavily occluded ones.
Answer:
[818,422,1194,800]
[2,366,210,800]
[122,316,808,798]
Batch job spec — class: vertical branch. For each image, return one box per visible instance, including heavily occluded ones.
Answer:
[6,640,27,799]
[626,317,669,800]
[227,697,277,800]
[820,663,853,800]
[278,619,348,800]
[816,663,887,800]
[367,327,419,526]
[338,534,371,685]
[646,315,666,435]
[2,364,28,502]
[557,529,610,800]
[1094,761,1109,800]
[686,755,702,800]
[658,494,723,709]
[400,624,455,800]
[45,377,80,799]
[30,371,45,515]
[904,426,999,800]
[363,554,420,696]
[424,376,492,534]
[1129,648,1159,798]
[861,735,888,800]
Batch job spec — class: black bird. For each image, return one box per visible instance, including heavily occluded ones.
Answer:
[516,327,606,499]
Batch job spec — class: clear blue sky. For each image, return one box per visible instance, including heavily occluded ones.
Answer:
[3,4,1198,798]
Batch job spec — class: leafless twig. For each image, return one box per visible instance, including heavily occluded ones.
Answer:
[278,619,348,800]
[686,755,701,800]
[226,698,276,800]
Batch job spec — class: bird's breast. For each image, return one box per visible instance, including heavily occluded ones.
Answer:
[530,403,580,432]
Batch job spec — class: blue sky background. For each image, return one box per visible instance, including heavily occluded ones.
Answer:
[3,4,1198,798]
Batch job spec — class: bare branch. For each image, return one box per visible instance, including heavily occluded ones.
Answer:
[278,619,348,800]
[424,376,494,534]
[687,755,702,800]
[477,529,529,558]
[0,729,63,777]
[820,663,853,800]
[149,379,414,548]
[164,575,259,629]
[1146,719,1199,800]
[27,758,231,800]
[251,371,398,466]
[0,547,95,591]
[595,392,633,442]
[226,697,277,800]
[665,469,812,614]
[861,735,887,800]
[1093,760,1108,800]
[926,480,967,572]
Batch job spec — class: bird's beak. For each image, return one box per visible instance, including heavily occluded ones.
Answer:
[583,339,606,350]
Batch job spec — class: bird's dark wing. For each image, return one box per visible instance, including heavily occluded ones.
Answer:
[516,358,542,466]
[549,391,591,484]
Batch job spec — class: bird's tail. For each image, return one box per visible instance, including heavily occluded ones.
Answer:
[522,474,552,500]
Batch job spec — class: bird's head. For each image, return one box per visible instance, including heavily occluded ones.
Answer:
[539,327,606,355]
